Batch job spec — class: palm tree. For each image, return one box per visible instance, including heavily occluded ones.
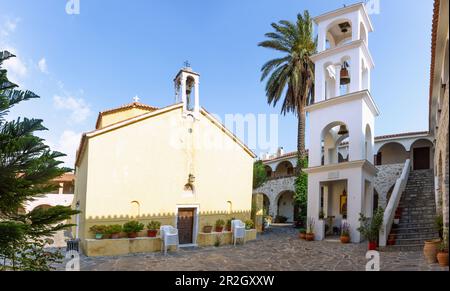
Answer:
[259,11,317,169]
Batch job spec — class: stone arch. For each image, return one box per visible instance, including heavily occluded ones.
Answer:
[325,18,353,49]
[324,61,338,99]
[274,161,294,177]
[321,121,350,165]
[376,142,408,165]
[275,191,295,223]
[365,124,373,161]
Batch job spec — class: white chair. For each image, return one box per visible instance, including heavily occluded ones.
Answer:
[231,220,246,246]
[160,225,179,255]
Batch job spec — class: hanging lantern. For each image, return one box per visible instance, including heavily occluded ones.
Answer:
[340,62,350,85]
[338,125,349,136]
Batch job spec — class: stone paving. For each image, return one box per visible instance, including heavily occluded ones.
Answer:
[55,226,448,271]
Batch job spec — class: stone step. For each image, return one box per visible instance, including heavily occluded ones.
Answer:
[398,222,434,229]
[395,238,435,245]
[393,227,438,235]
[382,244,424,252]
[395,232,440,240]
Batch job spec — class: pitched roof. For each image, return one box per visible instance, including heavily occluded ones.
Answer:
[53,173,75,183]
[95,102,158,129]
[76,103,256,167]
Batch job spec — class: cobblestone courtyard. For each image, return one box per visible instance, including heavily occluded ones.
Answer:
[57,226,447,271]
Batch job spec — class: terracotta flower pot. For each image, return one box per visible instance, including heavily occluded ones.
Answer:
[215,226,224,233]
[305,233,315,241]
[111,233,120,239]
[423,239,441,264]
[299,233,306,240]
[147,230,158,237]
[340,236,350,244]
[437,252,449,267]
[368,241,378,251]
[203,226,213,233]
[127,232,138,239]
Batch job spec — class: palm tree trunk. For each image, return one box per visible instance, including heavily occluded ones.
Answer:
[297,104,307,171]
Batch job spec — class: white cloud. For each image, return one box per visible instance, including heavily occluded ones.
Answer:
[51,130,82,168]
[0,18,20,37]
[38,58,48,74]
[3,51,28,84]
[53,95,92,123]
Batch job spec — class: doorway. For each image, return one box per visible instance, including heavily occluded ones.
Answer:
[413,147,430,170]
[177,208,196,245]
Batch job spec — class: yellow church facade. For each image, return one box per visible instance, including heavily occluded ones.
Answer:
[73,67,256,256]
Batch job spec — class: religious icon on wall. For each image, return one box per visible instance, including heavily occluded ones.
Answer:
[340,190,348,219]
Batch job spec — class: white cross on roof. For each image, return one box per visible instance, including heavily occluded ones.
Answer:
[133,96,140,103]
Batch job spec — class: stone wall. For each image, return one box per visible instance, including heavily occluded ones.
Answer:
[434,86,449,232]
[374,164,405,209]
[253,176,296,218]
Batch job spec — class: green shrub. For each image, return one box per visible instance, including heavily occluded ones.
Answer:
[245,220,254,230]
[435,214,444,239]
[215,219,225,228]
[89,225,107,234]
[123,221,144,234]
[105,224,122,235]
[253,161,267,189]
[358,207,384,242]
[147,221,161,231]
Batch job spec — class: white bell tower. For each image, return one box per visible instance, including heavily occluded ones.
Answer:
[305,4,380,243]
[174,62,200,118]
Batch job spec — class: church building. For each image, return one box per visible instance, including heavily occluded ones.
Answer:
[73,66,256,254]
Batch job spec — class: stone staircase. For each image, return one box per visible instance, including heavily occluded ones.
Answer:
[388,169,440,251]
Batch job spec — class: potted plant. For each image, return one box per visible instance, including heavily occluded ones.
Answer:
[424,239,442,264]
[203,223,213,233]
[299,228,307,240]
[225,219,232,231]
[123,221,144,238]
[106,224,123,239]
[357,207,384,251]
[245,220,255,230]
[215,219,225,232]
[146,221,161,237]
[305,217,315,241]
[437,239,449,267]
[90,225,107,240]
[340,222,351,244]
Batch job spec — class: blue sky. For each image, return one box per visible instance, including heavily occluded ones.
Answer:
[0,0,434,166]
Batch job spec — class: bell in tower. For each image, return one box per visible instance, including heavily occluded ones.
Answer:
[174,62,200,117]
